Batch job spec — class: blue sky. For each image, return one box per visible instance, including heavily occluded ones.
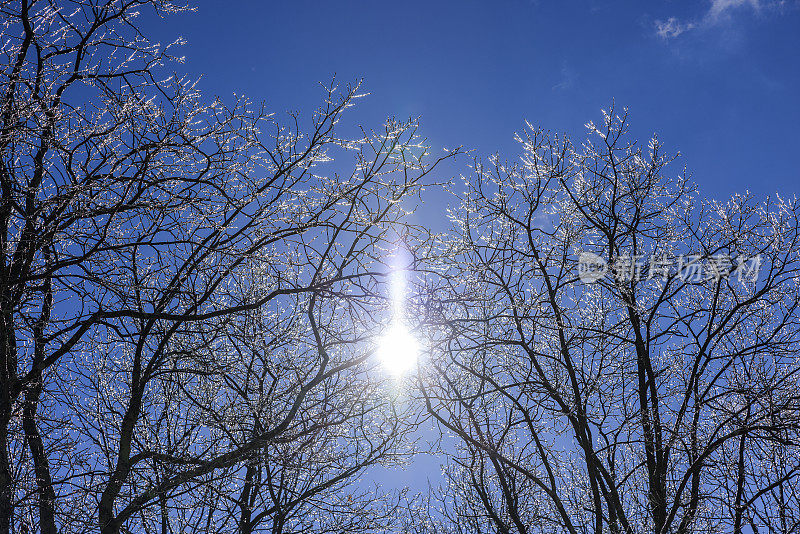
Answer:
[146,0,800,203]
[143,0,800,494]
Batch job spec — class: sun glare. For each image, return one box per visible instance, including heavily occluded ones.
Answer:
[378,251,420,376]
[378,323,420,376]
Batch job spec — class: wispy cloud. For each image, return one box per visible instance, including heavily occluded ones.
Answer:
[655,17,696,39]
[707,0,762,22]
[655,0,785,40]
[552,64,578,91]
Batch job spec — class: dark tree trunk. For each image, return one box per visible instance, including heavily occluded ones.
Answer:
[22,374,56,534]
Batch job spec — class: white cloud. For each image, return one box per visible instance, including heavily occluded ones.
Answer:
[655,17,696,39]
[552,64,578,91]
[655,0,784,40]
[707,0,761,22]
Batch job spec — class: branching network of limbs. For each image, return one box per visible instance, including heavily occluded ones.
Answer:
[413,111,800,534]
[0,1,459,533]
[1,2,799,534]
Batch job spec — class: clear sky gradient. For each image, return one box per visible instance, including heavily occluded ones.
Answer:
[146,0,800,202]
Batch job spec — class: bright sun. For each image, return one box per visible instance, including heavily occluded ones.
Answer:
[378,323,420,376]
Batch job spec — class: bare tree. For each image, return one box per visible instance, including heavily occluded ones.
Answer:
[0,1,459,533]
[418,108,800,534]
[196,286,413,534]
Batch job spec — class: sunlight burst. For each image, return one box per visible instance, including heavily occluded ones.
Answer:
[378,323,420,376]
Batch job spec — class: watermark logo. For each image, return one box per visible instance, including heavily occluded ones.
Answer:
[577,252,608,283]
[577,252,761,284]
